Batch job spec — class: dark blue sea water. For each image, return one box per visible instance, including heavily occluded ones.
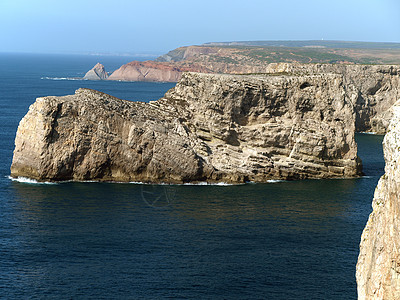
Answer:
[0,53,385,299]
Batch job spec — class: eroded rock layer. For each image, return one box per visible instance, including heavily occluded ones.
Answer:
[356,100,400,299]
[11,72,361,183]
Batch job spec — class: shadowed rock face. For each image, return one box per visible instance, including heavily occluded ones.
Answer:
[10,72,362,183]
[356,100,400,299]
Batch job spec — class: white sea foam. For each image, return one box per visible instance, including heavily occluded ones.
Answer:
[8,176,57,184]
[183,182,236,186]
[267,179,286,183]
[359,131,381,135]
[41,77,82,81]
[124,181,239,186]
[6,176,245,186]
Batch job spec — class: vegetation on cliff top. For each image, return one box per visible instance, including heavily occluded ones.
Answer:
[157,40,400,65]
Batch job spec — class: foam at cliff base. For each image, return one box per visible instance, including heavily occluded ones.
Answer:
[8,176,58,184]
[360,131,379,135]
[41,77,82,81]
[130,181,241,186]
[183,182,239,186]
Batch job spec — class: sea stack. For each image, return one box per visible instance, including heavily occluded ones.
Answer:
[83,63,109,80]
[10,72,362,183]
[356,99,400,299]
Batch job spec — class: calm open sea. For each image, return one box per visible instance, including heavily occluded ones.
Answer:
[0,53,384,299]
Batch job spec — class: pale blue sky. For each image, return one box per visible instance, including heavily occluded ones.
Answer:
[1,0,399,54]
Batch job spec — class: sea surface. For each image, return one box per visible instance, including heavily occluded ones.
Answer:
[0,53,385,299]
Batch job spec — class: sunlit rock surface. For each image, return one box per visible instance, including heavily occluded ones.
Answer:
[357,100,400,299]
[11,72,362,183]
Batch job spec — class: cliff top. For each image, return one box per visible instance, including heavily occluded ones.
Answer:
[156,42,400,65]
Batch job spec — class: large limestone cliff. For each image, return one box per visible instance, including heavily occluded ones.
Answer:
[356,100,400,299]
[103,62,400,133]
[264,64,400,134]
[10,72,361,183]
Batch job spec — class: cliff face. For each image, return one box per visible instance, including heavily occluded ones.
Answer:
[265,63,400,133]
[83,63,108,80]
[108,61,182,82]
[104,61,400,133]
[356,100,400,299]
[10,72,361,183]
[107,61,210,82]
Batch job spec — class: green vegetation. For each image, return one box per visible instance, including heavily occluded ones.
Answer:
[209,56,239,64]
[241,47,359,64]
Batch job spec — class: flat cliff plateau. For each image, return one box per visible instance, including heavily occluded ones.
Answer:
[11,72,362,183]
[356,100,400,299]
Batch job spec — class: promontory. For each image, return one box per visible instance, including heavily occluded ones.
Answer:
[11,71,365,183]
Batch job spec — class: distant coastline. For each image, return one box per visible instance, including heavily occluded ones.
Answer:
[82,40,400,83]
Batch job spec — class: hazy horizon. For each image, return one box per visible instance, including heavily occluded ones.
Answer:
[1,0,399,55]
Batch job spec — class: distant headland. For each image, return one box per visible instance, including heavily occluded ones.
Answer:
[83,40,400,82]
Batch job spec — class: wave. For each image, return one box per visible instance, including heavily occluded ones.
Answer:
[8,176,58,184]
[41,77,83,81]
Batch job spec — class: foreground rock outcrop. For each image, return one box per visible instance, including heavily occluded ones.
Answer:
[356,100,400,299]
[10,72,362,183]
[83,63,109,80]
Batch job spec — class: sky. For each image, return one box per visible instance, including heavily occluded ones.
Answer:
[0,0,399,55]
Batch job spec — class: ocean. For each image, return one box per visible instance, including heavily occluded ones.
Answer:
[0,53,384,299]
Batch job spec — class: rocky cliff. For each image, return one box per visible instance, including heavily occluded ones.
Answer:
[107,61,210,82]
[10,72,362,183]
[103,61,400,133]
[83,63,108,80]
[263,63,400,133]
[356,100,400,299]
